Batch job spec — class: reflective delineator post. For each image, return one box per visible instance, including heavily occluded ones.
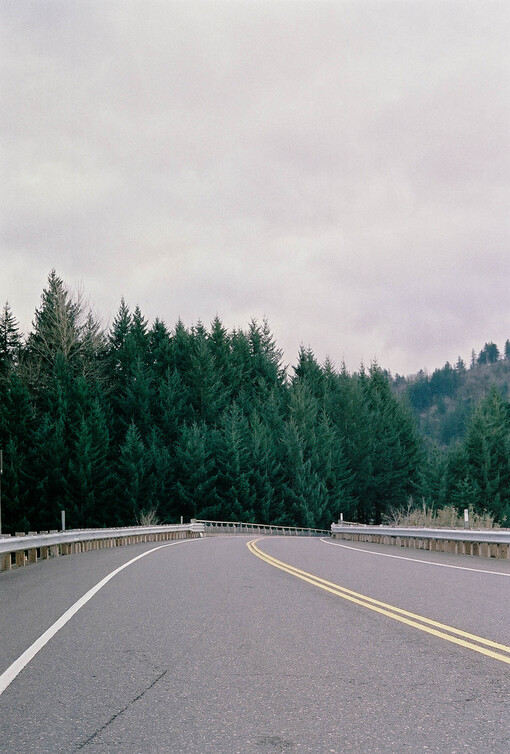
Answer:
[464,508,469,529]
[61,510,66,532]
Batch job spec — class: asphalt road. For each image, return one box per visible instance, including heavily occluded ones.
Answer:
[0,535,509,753]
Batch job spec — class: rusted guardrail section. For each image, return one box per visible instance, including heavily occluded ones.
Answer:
[330,524,510,559]
[0,523,205,572]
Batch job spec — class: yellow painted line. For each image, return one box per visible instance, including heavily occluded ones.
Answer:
[247,539,510,665]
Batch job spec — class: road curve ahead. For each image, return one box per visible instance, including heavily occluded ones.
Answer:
[0,535,509,753]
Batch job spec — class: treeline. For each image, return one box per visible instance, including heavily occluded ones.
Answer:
[392,342,510,446]
[1,271,509,533]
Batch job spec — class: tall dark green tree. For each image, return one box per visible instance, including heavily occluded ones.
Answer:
[359,365,422,523]
[215,403,255,522]
[29,354,73,530]
[114,422,147,525]
[189,332,227,424]
[457,387,510,522]
[478,342,500,365]
[174,421,219,520]
[66,395,111,527]
[0,302,23,379]
[0,372,35,532]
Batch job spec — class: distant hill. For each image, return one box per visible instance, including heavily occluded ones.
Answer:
[391,341,510,447]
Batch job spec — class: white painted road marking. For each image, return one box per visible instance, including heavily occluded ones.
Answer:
[0,539,199,697]
[321,538,510,576]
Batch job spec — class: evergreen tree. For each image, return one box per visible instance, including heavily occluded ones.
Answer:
[108,298,132,379]
[247,318,286,401]
[189,332,227,424]
[117,356,154,441]
[148,318,173,380]
[114,422,147,525]
[360,365,422,523]
[78,311,109,385]
[129,305,150,363]
[29,356,72,530]
[155,368,193,442]
[419,442,448,509]
[477,342,500,365]
[208,316,235,398]
[0,302,23,379]
[143,426,173,521]
[280,418,328,527]
[248,411,285,524]
[170,318,193,377]
[25,271,84,381]
[460,387,510,521]
[215,403,255,521]
[293,346,325,401]
[174,421,219,520]
[67,398,111,527]
[0,373,35,532]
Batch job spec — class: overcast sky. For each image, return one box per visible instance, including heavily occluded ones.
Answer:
[1,0,509,376]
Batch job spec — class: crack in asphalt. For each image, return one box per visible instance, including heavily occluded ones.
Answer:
[75,607,217,751]
[76,669,168,750]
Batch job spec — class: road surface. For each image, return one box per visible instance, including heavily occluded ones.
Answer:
[0,535,509,753]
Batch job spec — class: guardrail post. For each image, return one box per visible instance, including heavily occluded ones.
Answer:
[1,552,12,571]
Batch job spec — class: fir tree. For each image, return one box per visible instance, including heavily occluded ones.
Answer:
[114,422,147,525]
[0,302,23,379]
[174,421,219,520]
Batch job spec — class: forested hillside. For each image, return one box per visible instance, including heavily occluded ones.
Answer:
[392,344,510,446]
[1,272,509,533]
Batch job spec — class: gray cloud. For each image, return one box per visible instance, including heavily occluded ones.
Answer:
[1,0,509,374]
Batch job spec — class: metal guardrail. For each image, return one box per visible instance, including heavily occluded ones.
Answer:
[330,524,510,542]
[195,519,329,536]
[0,523,205,571]
[330,524,510,559]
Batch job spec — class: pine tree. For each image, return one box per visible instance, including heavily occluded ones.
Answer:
[208,316,234,397]
[148,318,173,380]
[188,331,227,424]
[25,271,84,379]
[461,387,510,521]
[67,397,111,527]
[215,403,255,521]
[29,359,71,530]
[108,298,132,379]
[143,426,173,521]
[0,302,23,379]
[117,356,154,441]
[247,318,286,402]
[419,442,448,509]
[477,342,500,365]
[280,418,327,527]
[360,364,422,523]
[129,305,150,363]
[114,422,147,525]
[174,421,219,520]
[0,373,35,532]
[248,411,285,524]
[155,368,192,442]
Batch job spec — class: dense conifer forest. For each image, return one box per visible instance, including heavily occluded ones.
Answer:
[1,271,509,533]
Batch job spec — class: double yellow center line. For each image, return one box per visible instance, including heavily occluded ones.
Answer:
[247,539,510,665]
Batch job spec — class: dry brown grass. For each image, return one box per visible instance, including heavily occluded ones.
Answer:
[384,499,499,529]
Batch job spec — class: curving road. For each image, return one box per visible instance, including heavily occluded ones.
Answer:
[0,535,509,753]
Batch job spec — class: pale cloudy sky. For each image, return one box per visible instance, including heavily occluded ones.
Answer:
[1,0,509,376]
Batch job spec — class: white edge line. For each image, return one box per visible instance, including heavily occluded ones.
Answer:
[320,538,510,576]
[0,539,200,697]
